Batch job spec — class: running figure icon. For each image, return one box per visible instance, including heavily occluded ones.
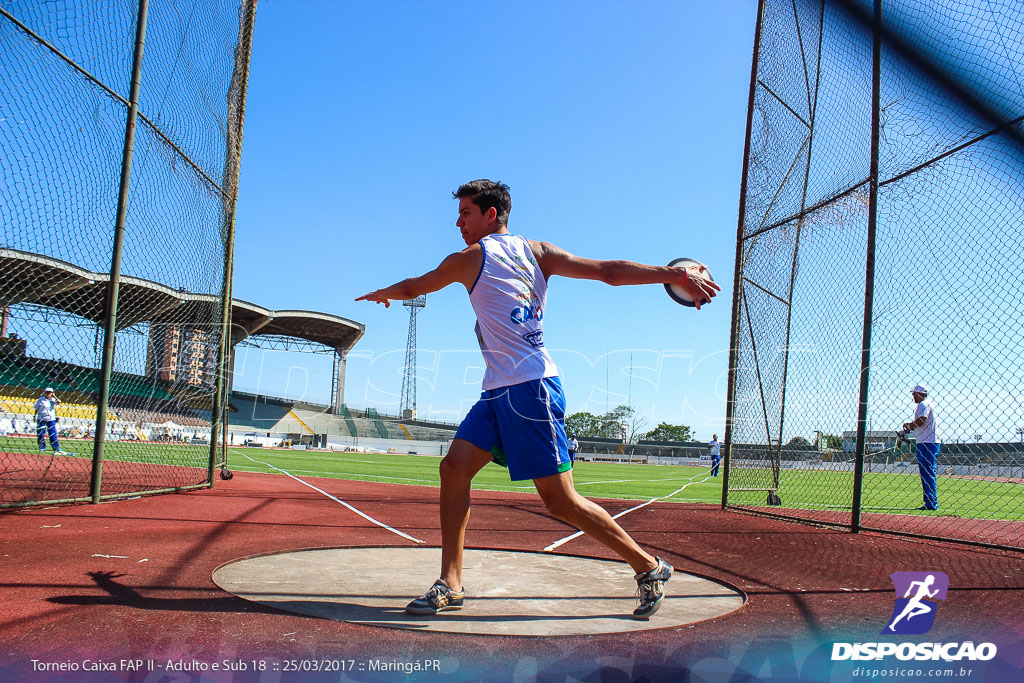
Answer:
[888,575,938,631]
[882,571,949,635]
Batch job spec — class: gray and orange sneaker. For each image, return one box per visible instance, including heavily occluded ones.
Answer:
[405,579,465,615]
[633,557,673,619]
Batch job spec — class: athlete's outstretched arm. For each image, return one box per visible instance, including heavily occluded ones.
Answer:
[530,241,721,310]
[355,246,481,308]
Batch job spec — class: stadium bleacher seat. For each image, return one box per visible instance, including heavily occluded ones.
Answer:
[0,394,117,421]
[1,356,206,427]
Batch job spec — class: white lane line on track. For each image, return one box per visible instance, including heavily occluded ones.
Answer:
[543,466,716,552]
[235,452,425,545]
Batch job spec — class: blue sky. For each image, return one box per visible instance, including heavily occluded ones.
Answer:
[230,0,759,440]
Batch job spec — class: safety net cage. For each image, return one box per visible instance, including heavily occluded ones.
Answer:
[0,0,257,506]
[725,0,1023,550]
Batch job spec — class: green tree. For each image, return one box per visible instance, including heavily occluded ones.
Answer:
[639,422,693,443]
[822,433,843,450]
[787,436,811,447]
[602,405,650,442]
[565,406,648,442]
[564,411,605,438]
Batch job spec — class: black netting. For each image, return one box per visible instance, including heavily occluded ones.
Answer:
[727,0,1023,549]
[1,0,256,506]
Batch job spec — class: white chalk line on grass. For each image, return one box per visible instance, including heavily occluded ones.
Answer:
[225,463,439,486]
[543,466,716,552]
[235,452,425,545]
[574,475,713,486]
[500,470,721,493]
[228,449,398,467]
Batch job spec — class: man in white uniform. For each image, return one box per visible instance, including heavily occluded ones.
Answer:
[358,179,719,619]
[708,434,721,477]
[568,434,579,462]
[34,387,67,454]
[902,383,939,511]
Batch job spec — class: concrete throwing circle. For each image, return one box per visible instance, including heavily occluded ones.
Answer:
[213,547,745,636]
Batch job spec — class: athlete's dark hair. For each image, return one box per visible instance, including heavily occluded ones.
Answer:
[452,179,512,226]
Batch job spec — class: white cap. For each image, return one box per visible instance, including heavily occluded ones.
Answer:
[44,387,54,393]
[911,384,929,395]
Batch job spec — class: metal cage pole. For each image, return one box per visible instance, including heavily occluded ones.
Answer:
[91,0,149,503]
[723,0,767,509]
[221,377,230,472]
[330,350,338,415]
[209,0,257,485]
[773,0,827,500]
[851,0,883,532]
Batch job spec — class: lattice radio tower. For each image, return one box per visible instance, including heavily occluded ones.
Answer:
[400,295,426,418]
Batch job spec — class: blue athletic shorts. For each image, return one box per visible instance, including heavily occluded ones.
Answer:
[454,376,572,481]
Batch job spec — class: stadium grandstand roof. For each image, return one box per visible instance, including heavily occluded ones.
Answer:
[0,248,364,353]
[230,299,364,351]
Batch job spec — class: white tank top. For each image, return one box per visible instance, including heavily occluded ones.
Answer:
[469,234,559,390]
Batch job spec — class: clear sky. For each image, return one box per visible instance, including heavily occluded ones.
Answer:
[230,0,759,441]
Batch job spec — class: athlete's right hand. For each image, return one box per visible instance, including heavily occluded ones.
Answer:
[355,291,391,307]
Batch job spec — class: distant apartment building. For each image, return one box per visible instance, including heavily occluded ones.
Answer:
[146,324,217,389]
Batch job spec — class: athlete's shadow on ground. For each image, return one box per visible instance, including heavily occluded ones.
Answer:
[46,570,281,615]
[47,570,671,625]
[265,599,639,626]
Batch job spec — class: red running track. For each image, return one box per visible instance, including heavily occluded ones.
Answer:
[0,470,1021,681]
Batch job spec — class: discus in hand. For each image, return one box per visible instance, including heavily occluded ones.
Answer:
[665,257,715,308]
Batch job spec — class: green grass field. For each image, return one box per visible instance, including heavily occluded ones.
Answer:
[4,437,1020,521]
[727,466,1022,521]
[225,447,724,503]
[222,448,1023,522]
[2,435,210,466]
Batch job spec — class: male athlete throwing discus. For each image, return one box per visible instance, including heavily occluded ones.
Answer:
[357,180,718,619]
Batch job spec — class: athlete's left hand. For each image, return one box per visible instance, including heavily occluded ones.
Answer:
[675,264,721,310]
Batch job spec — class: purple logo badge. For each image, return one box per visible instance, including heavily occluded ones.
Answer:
[882,571,949,635]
